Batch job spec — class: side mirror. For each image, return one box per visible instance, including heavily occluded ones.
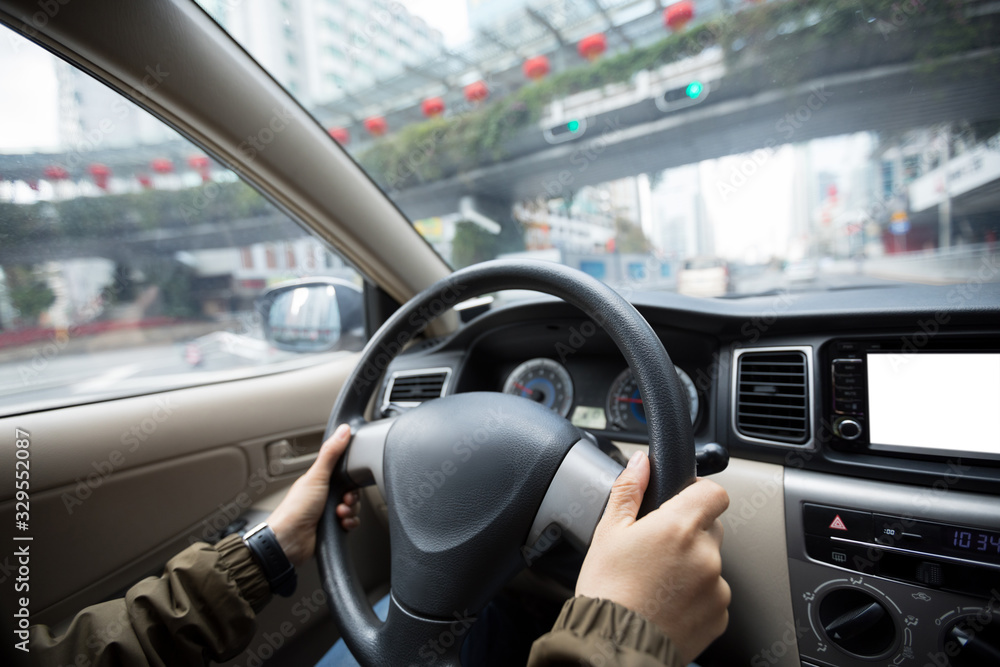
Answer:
[258,278,365,353]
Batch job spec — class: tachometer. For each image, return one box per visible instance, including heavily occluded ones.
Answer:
[502,358,575,418]
[606,367,699,431]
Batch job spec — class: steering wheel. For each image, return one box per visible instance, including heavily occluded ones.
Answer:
[316,259,695,666]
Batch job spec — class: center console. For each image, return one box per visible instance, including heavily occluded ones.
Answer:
[825,338,1000,463]
[782,336,1000,666]
[785,469,1000,666]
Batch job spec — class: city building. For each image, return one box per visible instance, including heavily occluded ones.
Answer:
[199,0,444,108]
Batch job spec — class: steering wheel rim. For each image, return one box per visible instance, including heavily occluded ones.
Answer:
[316,259,695,666]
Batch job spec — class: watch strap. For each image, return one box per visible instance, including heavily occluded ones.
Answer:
[242,522,297,597]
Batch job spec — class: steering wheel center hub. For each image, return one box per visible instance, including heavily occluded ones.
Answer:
[385,392,581,618]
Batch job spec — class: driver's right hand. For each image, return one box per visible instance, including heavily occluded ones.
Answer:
[575,451,731,665]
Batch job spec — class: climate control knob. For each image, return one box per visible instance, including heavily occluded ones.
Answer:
[942,613,1000,666]
[819,589,896,657]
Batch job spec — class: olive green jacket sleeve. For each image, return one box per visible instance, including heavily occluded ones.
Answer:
[28,536,680,667]
[28,534,269,667]
[527,596,685,667]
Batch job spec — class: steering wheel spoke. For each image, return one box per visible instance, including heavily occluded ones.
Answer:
[524,435,624,560]
[343,417,395,495]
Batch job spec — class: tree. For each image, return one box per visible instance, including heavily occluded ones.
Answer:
[614,217,653,254]
[4,265,55,326]
[450,218,526,269]
[102,262,138,305]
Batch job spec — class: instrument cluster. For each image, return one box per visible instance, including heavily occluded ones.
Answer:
[501,356,700,435]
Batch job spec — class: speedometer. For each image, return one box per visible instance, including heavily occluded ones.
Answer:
[502,358,575,418]
[606,367,699,431]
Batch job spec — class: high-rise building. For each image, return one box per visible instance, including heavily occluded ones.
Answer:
[54,0,446,150]
[55,62,179,150]
[202,0,444,107]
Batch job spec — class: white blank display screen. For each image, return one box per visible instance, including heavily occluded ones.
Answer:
[867,353,1000,455]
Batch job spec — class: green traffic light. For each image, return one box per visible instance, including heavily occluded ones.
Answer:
[567,120,580,132]
[685,81,703,99]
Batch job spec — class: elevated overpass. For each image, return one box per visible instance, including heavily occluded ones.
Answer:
[387,43,1000,219]
[2,1,998,260]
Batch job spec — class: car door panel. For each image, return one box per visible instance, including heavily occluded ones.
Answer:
[0,352,361,625]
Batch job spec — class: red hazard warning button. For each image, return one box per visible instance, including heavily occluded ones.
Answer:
[803,504,872,541]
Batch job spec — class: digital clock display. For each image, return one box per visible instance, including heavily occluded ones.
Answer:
[947,528,1000,560]
[874,515,1000,566]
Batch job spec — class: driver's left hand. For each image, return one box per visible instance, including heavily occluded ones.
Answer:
[268,424,360,567]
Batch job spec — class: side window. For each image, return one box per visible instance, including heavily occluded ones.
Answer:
[0,27,366,414]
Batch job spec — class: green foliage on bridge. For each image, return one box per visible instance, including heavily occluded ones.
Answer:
[357,0,997,192]
[4,266,55,326]
[0,180,272,245]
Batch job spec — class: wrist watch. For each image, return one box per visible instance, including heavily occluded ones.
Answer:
[242,522,297,597]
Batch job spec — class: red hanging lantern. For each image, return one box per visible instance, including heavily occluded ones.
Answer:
[523,55,551,81]
[88,163,111,190]
[137,173,153,189]
[464,80,489,104]
[151,158,173,174]
[43,165,69,180]
[187,155,211,182]
[665,1,694,32]
[364,116,388,137]
[421,97,445,118]
[578,33,607,61]
[328,127,350,144]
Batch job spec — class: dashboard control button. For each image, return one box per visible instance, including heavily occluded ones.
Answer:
[915,561,944,587]
[834,373,862,386]
[835,418,863,440]
[835,401,863,414]
[835,387,863,401]
[804,535,876,573]
[873,514,922,547]
[804,504,872,541]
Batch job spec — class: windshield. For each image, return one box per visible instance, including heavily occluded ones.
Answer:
[83,1,1000,298]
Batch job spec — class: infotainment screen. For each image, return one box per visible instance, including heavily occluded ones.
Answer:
[867,353,1000,455]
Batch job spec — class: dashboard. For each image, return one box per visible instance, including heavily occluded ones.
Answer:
[375,283,1000,666]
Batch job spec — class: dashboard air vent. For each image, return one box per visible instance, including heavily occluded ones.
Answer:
[386,368,450,407]
[735,350,810,444]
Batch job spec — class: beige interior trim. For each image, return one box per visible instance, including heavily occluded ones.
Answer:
[0,353,361,623]
[614,445,798,665]
[0,0,453,314]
